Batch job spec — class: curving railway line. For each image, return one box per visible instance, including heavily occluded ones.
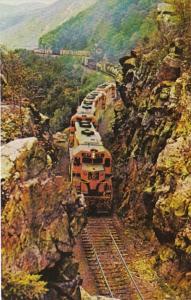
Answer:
[81,216,145,300]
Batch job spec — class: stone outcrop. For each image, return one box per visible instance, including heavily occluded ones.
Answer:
[1,137,87,299]
[157,2,181,32]
[112,5,191,295]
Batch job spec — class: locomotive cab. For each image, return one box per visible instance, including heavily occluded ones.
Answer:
[71,145,113,212]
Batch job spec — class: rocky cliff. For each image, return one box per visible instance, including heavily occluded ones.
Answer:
[1,103,87,299]
[112,1,191,297]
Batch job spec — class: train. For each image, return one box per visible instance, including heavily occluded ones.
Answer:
[33,48,91,57]
[33,49,123,83]
[69,82,117,212]
[84,57,123,83]
[96,62,123,84]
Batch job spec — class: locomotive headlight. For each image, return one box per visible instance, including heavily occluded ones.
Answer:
[92,151,96,159]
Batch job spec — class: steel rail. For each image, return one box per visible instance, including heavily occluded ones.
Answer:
[105,222,145,300]
[83,229,115,299]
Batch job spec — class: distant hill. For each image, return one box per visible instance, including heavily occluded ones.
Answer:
[39,0,158,59]
[0,2,45,18]
[0,0,96,49]
[0,3,46,31]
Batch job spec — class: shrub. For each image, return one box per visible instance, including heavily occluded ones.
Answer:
[2,270,47,300]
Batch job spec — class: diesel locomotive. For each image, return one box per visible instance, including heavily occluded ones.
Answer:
[69,82,116,212]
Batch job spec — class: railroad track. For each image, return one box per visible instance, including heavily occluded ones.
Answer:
[81,216,145,300]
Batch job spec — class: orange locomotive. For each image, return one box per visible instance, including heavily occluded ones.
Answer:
[69,82,116,212]
[70,121,112,212]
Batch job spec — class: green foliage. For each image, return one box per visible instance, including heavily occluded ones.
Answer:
[2,269,47,299]
[39,0,158,58]
[1,47,109,133]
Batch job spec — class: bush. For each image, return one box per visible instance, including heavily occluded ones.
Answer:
[2,269,47,300]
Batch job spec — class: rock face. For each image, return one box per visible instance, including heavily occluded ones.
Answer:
[1,137,86,299]
[153,135,191,254]
[1,104,34,144]
[112,6,191,294]
[1,102,50,144]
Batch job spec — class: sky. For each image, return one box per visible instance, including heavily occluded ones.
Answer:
[0,0,57,5]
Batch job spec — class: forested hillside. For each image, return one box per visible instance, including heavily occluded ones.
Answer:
[0,0,96,49]
[1,48,109,137]
[40,0,158,58]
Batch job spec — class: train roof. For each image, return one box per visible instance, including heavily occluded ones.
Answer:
[71,112,95,119]
[87,90,106,98]
[97,82,115,89]
[75,121,102,146]
[77,104,96,115]
[89,91,99,95]
[72,144,108,156]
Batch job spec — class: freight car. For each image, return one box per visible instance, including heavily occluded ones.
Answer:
[33,48,91,57]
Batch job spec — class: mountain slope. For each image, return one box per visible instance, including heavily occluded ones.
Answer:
[0,2,46,32]
[0,0,96,49]
[40,0,158,58]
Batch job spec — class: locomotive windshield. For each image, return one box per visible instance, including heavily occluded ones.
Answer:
[82,157,92,164]
[104,158,111,167]
[74,157,81,166]
[82,157,103,164]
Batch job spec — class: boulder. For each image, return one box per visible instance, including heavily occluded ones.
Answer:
[157,54,181,82]
[1,137,46,183]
